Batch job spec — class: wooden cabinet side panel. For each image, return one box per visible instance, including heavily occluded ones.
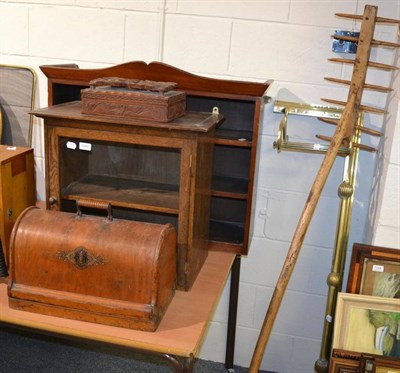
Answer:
[176,143,193,290]
[189,135,214,285]
[245,97,264,255]
[45,126,61,210]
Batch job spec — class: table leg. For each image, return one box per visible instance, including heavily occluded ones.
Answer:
[225,255,241,370]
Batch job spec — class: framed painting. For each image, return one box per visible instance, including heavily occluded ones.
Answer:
[332,293,400,358]
[347,243,400,296]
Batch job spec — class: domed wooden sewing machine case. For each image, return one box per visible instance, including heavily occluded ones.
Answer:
[7,201,176,332]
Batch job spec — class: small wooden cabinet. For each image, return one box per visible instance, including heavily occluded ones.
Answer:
[0,145,36,267]
[40,62,271,258]
[33,102,221,290]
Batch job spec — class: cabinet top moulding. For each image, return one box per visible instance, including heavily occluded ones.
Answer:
[40,61,272,105]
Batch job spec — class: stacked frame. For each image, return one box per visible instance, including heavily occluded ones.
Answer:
[329,243,400,372]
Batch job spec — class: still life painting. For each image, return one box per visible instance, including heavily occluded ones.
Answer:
[333,293,400,357]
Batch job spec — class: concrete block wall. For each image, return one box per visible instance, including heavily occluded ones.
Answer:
[1,1,399,372]
[370,41,400,249]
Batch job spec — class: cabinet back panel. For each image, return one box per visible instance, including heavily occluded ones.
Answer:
[212,146,251,180]
[209,220,244,244]
[186,96,255,132]
[90,143,181,186]
[60,138,181,188]
[210,196,247,223]
[209,197,247,244]
[53,84,86,105]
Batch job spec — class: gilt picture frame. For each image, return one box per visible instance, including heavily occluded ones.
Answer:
[346,243,400,296]
[329,351,360,373]
[329,357,359,373]
[330,349,400,373]
[360,353,400,373]
[332,293,400,358]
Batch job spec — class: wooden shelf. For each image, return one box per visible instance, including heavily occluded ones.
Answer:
[209,220,245,245]
[62,174,179,214]
[214,129,252,147]
[211,176,248,200]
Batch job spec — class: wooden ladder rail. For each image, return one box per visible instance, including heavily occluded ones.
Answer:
[249,5,378,372]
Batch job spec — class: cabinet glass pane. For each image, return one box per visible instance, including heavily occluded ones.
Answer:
[59,138,181,214]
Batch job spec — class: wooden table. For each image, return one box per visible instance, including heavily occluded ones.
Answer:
[0,250,235,372]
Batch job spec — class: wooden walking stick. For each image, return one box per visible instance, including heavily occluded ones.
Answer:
[249,5,378,372]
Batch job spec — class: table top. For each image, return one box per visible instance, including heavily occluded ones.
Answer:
[0,250,235,358]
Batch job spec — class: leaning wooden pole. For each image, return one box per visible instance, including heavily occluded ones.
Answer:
[249,5,377,372]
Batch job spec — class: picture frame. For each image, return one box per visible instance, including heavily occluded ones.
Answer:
[360,353,400,373]
[332,293,400,358]
[330,349,360,373]
[330,349,400,373]
[346,243,400,296]
[329,357,359,373]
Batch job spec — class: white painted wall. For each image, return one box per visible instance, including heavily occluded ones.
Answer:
[1,1,399,372]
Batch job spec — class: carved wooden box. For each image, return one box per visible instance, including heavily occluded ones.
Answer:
[81,77,186,122]
[8,202,176,331]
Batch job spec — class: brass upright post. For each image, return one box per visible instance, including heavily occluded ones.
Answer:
[314,112,363,373]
